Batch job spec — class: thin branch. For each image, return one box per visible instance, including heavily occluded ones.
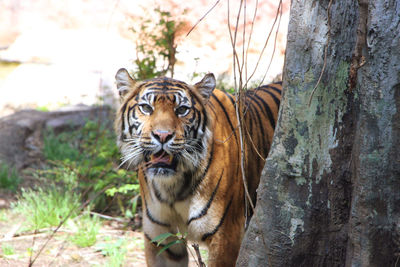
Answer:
[186,0,221,37]
[240,0,247,89]
[192,243,206,267]
[28,185,112,267]
[259,1,282,86]
[244,0,282,88]
[227,0,244,90]
[244,0,259,84]
[228,0,279,258]
[89,211,130,223]
[243,117,267,161]
[308,0,333,106]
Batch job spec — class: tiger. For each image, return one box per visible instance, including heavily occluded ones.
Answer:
[114,68,281,267]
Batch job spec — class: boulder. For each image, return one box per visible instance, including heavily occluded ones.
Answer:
[0,105,112,169]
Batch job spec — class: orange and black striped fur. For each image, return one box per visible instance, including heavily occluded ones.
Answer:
[115,68,281,267]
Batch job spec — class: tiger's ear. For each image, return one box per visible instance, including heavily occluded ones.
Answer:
[194,73,216,100]
[115,68,136,98]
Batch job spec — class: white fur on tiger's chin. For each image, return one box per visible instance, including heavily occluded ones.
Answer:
[145,127,212,204]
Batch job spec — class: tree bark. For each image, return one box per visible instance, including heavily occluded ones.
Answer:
[237,0,400,266]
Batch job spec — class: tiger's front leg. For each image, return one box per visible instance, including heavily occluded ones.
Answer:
[143,222,189,267]
[144,237,188,267]
[205,213,244,267]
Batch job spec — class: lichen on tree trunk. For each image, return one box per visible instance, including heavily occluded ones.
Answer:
[237,0,400,266]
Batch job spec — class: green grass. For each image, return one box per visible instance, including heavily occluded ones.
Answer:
[68,211,101,247]
[41,120,138,214]
[0,162,21,192]
[96,238,127,267]
[1,243,15,256]
[43,130,81,162]
[36,106,50,112]
[12,186,80,230]
[0,209,7,221]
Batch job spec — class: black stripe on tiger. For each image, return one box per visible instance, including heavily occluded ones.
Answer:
[211,93,238,143]
[258,87,281,107]
[269,84,282,92]
[247,91,276,129]
[187,169,224,225]
[223,91,235,106]
[143,80,186,90]
[259,84,282,96]
[144,232,187,261]
[191,109,202,139]
[189,142,214,194]
[152,180,169,203]
[175,142,214,202]
[119,102,128,140]
[245,98,267,152]
[201,195,233,241]
[144,195,170,227]
[176,170,195,201]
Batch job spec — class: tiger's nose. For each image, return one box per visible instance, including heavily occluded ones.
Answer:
[152,130,174,144]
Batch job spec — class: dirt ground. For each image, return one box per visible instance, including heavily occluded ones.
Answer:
[0,207,204,267]
[0,210,147,267]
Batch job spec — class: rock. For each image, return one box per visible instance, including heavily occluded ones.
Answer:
[0,105,112,169]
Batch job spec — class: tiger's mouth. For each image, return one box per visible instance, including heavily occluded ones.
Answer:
[146,150,178,170]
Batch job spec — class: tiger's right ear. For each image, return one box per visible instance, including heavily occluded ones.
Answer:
[115,68,136,98]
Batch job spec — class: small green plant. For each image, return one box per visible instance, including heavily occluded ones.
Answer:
[68,211,101,247]
[152,232,208,265]
[131,7,187,79]
[41,120,138,213]
[96,238,127,267]
[36,106,50,112]
[43,129,81,162]
[12,186,80,230]
[152,232,187,256]
[1,243,15,256]
[0,162,21,192]
[0,209,7,221]
[105,183,140,218]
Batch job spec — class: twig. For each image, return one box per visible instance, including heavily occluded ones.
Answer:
[259,1,283,87]
[1,226,73,240]
[28,184,112,267]
[192,243,206,267]
[244,0,282,88]
[243,118,267,161]
[244,0,258,83]
[0,232,49,243]
[3,222,22,241]
[308,0,333,106]
[227,0,279,259]
[186,0,221,37]
[89,211,130,223]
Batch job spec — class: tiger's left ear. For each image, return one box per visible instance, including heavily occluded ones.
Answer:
[194,73,216,100]
[115,68,136,99]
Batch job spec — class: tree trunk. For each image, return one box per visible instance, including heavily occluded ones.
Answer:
[237,0,400,266]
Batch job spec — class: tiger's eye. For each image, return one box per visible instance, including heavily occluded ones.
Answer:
[139,104,153,114]
[175,106,190,116]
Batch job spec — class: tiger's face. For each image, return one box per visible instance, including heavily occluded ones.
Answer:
[115,69,215,180]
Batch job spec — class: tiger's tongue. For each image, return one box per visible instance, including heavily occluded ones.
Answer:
[151,151,173,164]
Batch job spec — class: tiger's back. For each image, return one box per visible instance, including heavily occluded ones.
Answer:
[115,69,281,267]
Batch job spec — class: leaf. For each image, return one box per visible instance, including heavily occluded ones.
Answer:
[151,232,174,246]
[156,240,183,256]
[130,195,140,215]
